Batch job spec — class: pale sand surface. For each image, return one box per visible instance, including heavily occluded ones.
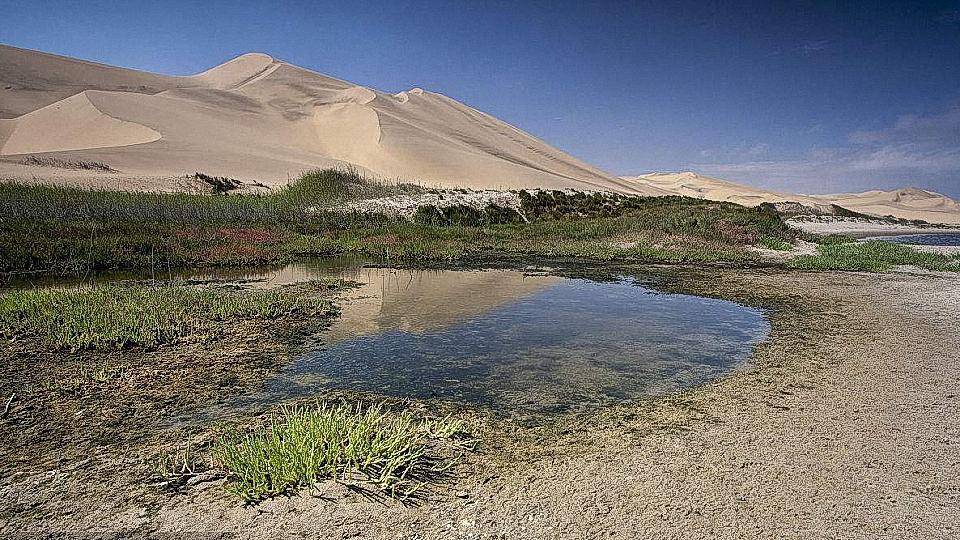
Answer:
[622,172,960,226]
[786,217,960,237]
[0,44,657,194]
[819,188,960,225]
[3,269,958,539]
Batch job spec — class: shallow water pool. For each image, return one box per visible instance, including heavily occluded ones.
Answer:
[250,265,770,415]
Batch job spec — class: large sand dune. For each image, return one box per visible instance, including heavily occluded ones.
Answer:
[2,44,954,223]
[622,172,960,225]
[0,44,655,194]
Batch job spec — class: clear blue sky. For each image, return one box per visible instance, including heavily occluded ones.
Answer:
[3,0,959,196]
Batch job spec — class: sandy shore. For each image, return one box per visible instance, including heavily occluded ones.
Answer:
[2,268,958,539]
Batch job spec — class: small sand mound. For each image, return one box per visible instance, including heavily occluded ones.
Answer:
[0,92,161,156]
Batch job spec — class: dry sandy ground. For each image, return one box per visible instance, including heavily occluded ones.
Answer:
[3,268,957,539]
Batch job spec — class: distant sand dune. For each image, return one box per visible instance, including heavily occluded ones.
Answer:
[816,188,960,224]
[621,172,960,225]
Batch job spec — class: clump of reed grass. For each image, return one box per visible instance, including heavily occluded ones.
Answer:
[0,282,335,350]
[18,155,117,172]
[0,168,419,227]
[212,402,466,501]
[154,444,211,489]
[788,240,960,272]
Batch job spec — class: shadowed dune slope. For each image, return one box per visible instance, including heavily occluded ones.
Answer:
[0,44,662,194]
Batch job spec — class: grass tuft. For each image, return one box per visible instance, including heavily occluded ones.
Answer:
[758,235,794,251]
[212,402,465,501]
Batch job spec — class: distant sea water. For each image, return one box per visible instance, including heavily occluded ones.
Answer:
[870,233,960,246]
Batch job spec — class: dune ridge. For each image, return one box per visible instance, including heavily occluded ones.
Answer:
[2,44,954,223]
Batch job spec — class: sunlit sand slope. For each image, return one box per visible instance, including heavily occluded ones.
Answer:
[0,44,661,194]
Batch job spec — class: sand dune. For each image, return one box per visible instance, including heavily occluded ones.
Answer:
[621,172,960,225]
[814,188,960,224]
[0,44,183,119]
[621,172,827,207]
[0,44,658,194]
[3,44,952,221]
[0,91,161,155]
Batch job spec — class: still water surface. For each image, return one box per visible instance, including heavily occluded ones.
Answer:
[243,262,771,415]
[867,233,960,246]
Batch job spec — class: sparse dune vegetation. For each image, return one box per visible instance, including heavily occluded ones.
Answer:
[0,168,802,273]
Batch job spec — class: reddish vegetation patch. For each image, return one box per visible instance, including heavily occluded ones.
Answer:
[213,227,283,245]
[168,227,284,264]
[716,221,758,245]
[174,227,282,244]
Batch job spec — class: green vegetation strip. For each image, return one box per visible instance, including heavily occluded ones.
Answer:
[789,240,960,272]
[0,282,335,350]
[212,402,466,501]
[0,169,800,272]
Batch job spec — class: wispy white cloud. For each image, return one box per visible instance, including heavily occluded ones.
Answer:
[796,39,834,54]
[691,105,960,196]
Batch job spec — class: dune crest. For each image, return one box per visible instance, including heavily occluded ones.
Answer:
[190,52,277,90]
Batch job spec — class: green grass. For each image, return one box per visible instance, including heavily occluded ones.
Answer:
[758,235,794,251]
[0,281,336,350]
[0,168,799,273]
[0,168,419,226]
[788,240,960,272]
[212,402,466,501]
